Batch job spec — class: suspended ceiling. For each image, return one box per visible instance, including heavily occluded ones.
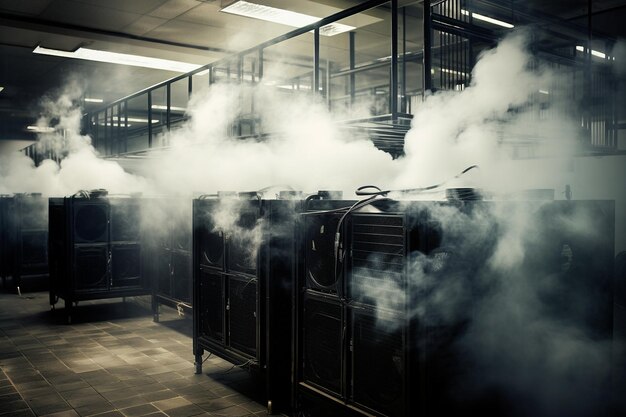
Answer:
[0,0,625,145]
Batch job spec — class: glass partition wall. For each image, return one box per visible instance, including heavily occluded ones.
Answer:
[23,0,622,162]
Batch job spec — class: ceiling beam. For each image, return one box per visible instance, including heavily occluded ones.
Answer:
[0,11,232,54]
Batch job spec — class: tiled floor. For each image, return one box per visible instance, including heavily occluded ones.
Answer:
[0,291,269,417]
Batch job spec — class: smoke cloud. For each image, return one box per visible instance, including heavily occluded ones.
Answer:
[0,80,146,196]
[141,83,397,196]
[0,31,589,201]
[395,32,581,196]
[0,29,622,417]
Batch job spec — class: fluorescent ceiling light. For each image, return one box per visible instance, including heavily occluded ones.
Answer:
[99,122,130,127]
[221,0,355,36]
[33,45,204,73]
[123,117,159,124]
[539,90,550,95]
[96,117,159,124]
[0,86,4,93]
[27,126,55,133]
[576,45,612,59]
[431,67,469,77]
[151,105,187,112]
[84,97,103,103]
[461,10,514,28]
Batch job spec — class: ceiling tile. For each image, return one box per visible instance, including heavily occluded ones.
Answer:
[68,0,170,15]
[40,0,143,31]
[0,0,54,15]
[148,0,201,19]
[121,15,168,36]
[175,2,224,26]
[146,18,286,51]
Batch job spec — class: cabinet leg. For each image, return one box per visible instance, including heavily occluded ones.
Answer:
[194,354,203,375]
[65,299,72,324]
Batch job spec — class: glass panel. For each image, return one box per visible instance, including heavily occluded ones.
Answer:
[119,101,127,154]
[96,111,106,154]
[243,52,261,85]
[151,85,167,126]
[322,2,392,117]
[151,125,169,147]
[89,115,98,152]
[126,92,150,152]
[263,33,315,96]
[240,52,262,136]
[110,104,119,155]
[192,69,210,97]
[170,77,189,129]
[398,2,424,114]
[212,58,239,84]
[151,86,168,147]
[432,29,471,92]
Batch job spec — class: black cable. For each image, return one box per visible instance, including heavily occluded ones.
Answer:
[256,184,296,194]
[332,194,389,286]
[355,165,480,196]
[303,205,354,215]
[220,358,254,373]
[355,185,387,196]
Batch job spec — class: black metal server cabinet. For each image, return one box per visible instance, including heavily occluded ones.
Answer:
[0,194,49,292]
[148,199,193,322]
[49,193,150,323]
[294,198,615,417]
[193,192,301,414]
[0,195,11,288]
[295,198,426,417]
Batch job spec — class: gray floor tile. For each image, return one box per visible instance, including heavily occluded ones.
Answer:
[85,411,124,417]
[107,396,149,410]
[209,405,255,417]
[197,397,237,412]
[55,380,93,393]
[39,410,80,417]
[138,389,178,403]
[61,387,100,401]
[0,385,17,396]
[0,293,266,417]
[118,403,159,417]
[100,387,142,402]
[162,404,206,417]
[152,396,192,411]
[0,409,36,417]
[0,398,30,413]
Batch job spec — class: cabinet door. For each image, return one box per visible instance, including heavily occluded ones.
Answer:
[199,269,224,343]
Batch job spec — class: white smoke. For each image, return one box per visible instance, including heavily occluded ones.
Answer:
[353,198,615,416]
[396,32,580,195]
[0,31,588,200]
[0,80,146,196]
[143,83,397,196]
[211,196,263,268]
[0,24,622,417]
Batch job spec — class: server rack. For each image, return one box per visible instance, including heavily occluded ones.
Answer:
[294,198,615,417]
[193,191,305,414]
[49,192,150,323]
[0,195,11,288]
[148,199,193,322]
[0,194,49,293]
[295,198,426,417]
[12,194,49,292]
